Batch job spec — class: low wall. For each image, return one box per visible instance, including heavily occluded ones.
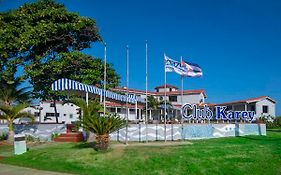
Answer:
[110,123,266,141]
[0,124,66,141]
[0,123,266,142]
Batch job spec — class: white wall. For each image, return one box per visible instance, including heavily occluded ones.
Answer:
[40,102,80,124]
[255,99,276,118]
[176,93,204,105]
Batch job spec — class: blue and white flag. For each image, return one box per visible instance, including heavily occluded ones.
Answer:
[181,60,203,77]
[164,55,187,76]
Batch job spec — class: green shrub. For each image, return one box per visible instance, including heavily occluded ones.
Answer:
[25,134,40,142]
[0,132,8,141]
[51,133,60,140]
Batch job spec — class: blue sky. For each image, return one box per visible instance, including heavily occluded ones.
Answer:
[1,0,281,115]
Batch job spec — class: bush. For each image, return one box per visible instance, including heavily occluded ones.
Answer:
[0,132,8,141]
[51,133,60,140]
[25,134,40,142]
[262,116,281,129]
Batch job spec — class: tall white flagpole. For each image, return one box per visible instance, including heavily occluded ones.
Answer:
[164,53,167,142]
[145,41,148,143]
[125,45,129,145]
[180,56,184,124]
[103,42,107,115]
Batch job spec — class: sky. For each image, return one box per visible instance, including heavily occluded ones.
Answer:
[1,0,281,115]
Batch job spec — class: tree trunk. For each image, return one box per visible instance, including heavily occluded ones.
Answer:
[95,134,109,150]
[53,99,59,123]
[7,122,14,144]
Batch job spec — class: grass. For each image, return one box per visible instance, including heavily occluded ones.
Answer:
[0,131,281,175]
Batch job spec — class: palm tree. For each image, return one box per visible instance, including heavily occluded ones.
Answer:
[83,113,126,150]
[0,103,34,143]
[66,98,126,150]
[0,78,31,106]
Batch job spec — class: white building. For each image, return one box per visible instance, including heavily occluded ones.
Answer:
[1,84,275,124]
[216,96,276,119]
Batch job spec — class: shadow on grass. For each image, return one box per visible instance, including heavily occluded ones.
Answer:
[72,142,112,152]
[238,136,281,142]
[72,142,95,149]
[267,129,281,132]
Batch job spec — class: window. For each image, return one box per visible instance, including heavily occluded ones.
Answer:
[169,96,177,102]
[262,106,268,113]
[250,105,256,112]
[69,114,73,119]
[130,109,135,112]
[50,103,55,107]
[64,114,66,116]
[117,108,121,113]
[34,112,40,117]
[46,113,59,117]
[110,108,116,113]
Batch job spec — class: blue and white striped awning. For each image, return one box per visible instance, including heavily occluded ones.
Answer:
[51,78,145,103]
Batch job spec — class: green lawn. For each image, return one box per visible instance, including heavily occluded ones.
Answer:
[1,131,281,175]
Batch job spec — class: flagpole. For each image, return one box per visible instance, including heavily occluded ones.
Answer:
[145,40,148,143]
[180,56,184,124]
[164,53,167,142]
[103,42,107,115]
[125,45,129,145]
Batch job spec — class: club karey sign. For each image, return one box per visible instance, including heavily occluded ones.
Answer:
[181,103,255,122]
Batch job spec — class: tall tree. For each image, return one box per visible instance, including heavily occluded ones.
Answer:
[0,0,101,64]
[0,0,109,123]
[0,0,101,87]
[26,52,120,123]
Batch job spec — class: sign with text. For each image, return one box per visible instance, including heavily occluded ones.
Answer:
[181,103,255,122]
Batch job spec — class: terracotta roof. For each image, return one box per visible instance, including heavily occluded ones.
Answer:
[156,89,206,97]
[111,87,206,97]
[155,84,178,90]
[111,87,155,95]
[216,96,276,106]
[105,101,144,109]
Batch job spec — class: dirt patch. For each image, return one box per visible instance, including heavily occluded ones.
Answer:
[0,155,6,160]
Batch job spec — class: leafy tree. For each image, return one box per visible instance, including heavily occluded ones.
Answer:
[0,103,34,143]
[26,52,119,100]
[0,0,101,74]
[26,52,119,123]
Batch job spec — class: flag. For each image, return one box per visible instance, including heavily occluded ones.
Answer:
[164,54,187,76]
[181,60,203,77]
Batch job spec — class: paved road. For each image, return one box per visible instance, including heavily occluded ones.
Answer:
[0,164,73,175]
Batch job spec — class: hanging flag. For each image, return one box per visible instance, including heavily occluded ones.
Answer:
[181,60,203,77]
[164,54,187,76]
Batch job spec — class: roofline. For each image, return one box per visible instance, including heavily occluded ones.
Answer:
[111,87,207,98]
[216,96,276,106]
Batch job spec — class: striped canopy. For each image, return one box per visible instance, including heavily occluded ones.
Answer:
[51,78,145,104]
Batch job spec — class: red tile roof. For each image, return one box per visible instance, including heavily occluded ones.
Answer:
[105,101,144,109]
[111,87,206,97]
[155,84,178,90]
[216,96,276,106]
